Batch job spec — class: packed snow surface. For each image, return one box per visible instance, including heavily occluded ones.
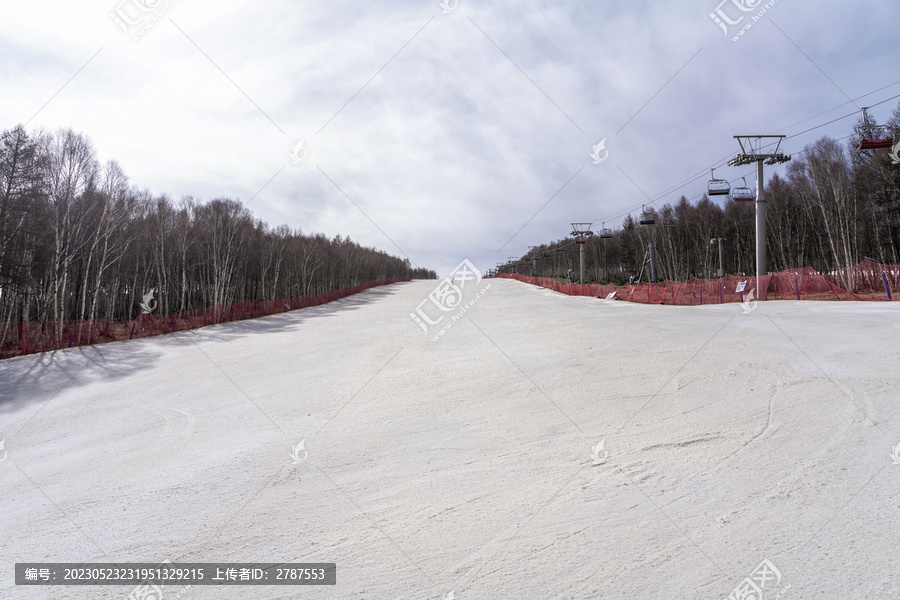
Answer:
[1,278,899,599]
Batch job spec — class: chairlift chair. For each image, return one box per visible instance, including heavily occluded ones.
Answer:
[708,168,731,196]
[732,176,754,201]
[599,222,613,238]
[858,108,895,150]
[860,137,894,150]
[639,205,655,226]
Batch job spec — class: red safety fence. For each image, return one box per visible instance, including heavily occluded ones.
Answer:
[3,279,408,359]
[493,259,898,306]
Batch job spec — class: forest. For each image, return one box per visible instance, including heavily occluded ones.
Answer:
[3,99,899,349]
[0,124,436,347]
[502,103,900,284]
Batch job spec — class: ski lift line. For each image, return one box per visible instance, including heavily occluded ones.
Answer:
[588,87,900,230]
[650,130,795,202]
[592,120,881,227]
[706,88,900,170]
[609,141,770,218]
[860,90,900,111]
[630,155,735,207]
[723,87,900,165]
[690,89,900,177]
[763,92,900,147]
[616,165,754,218]
[600,133,857,231]
[711,89,900,162]
[675,134,856,205]
[774,80,900,134]
[591,165,756,226]
[783,110,864,141]
[593,161,763,230]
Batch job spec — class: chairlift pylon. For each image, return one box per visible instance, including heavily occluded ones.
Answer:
[639,205,655,226]
[732,176,754,201]
[858,108,894,150]
[708,168,730,197]
[571,223,594,240]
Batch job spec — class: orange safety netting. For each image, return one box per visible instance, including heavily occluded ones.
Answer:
[494,259,898,306]
[3,279,408,359]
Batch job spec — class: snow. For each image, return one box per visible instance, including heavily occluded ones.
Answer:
[1,278,899,599]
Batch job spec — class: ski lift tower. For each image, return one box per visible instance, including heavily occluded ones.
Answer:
[555,248,567,278]
[528,246,539,277]
[710,237,725,278]
[638,206,661,283]
[570,223,593,285]
[728,136,791,279]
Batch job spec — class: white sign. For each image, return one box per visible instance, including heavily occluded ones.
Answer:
[735,281,747,293]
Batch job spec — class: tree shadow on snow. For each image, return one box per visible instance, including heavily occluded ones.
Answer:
[0,285,404,415]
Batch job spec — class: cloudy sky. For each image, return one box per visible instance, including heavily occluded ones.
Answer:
[3,0,899,276]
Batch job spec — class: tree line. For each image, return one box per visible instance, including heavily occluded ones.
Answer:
[504,103,900,284]
[0,124,435,345]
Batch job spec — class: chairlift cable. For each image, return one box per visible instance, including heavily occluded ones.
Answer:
[591,84,900,229]
[596,133,857,230]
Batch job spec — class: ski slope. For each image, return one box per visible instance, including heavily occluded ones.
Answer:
[1,278,899,599]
